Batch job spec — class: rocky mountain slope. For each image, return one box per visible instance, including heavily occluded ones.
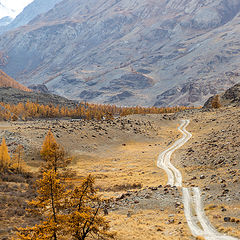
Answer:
[0,86,77,107]
[1,0,240,106]
[0,0,62,33]
[0,16,12,26]
[204,83,240,108]
[0,69,31,92]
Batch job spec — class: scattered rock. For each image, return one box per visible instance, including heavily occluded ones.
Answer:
[224,217,231,222]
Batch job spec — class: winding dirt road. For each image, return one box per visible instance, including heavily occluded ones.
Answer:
[157,119,238,240]
[157,119,192,187]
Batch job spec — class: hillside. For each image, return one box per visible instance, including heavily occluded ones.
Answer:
[0,0,240,106]
[0,16,12,27]
[0,69,31,92]
[0,86,77,107]
[204,83,240,108]
[0,0,63,33]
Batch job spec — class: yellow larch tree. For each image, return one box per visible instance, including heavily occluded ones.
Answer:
[40,130,57,158]
[40,130,71,173]
[16,172,114,240]
[17,170,68,240]
[12,145,27,173]
[0,137,10,171]
[67,175,115,240]
[211,94,222,108]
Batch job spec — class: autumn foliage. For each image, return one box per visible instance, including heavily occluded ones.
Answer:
[11,144,27,174]
[17,171,114,240]
[16,130,113,239]
[211,94,222,109]
[17,169,68,240]
[0,137,10,171]
[66,175,114,240]
[0,100,195,121]
[40,130,71,173]
[0,137,28,174]
[0,69,31,92]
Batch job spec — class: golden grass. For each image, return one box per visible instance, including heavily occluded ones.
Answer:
[196,236,205,240]
[107,209,191,240]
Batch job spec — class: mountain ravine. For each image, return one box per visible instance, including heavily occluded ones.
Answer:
[0,0,240,106]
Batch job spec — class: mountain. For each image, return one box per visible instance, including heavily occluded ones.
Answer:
[1,0,240,106]
[0,0,62,33]
[204,83,240,108]
[0,16,12,26]
[0,86,77,107]
[0,69,31,92]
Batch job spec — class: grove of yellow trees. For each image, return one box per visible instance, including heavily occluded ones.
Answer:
[0,101,196,121]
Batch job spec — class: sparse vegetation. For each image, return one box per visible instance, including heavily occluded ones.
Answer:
[0,70,31,92]
[17,171,115,240]
[0,92,239,240]
[104,183,143,192]
[0,137,28,175]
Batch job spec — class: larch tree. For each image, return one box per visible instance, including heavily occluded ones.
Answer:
[40,130,57,159]
[40,130,71,173]
[0,137,10,171]
[211,94,222,109]
[12,145,27,173]
[67,175,115,240]
[17,170,68,240]
[17,173,114,240]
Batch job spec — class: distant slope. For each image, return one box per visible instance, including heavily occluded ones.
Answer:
[204,83,240,108]
[0,69,31,92]
[1,0,240,106]
[0,0,62,33]
[0,86,77,107]
[0,16,12,26]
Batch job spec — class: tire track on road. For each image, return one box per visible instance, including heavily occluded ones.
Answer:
[157,119,191,187]
[157,120,238,240]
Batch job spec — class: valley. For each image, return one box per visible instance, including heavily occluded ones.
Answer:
[0,0,240,239]
[0,104,239,239]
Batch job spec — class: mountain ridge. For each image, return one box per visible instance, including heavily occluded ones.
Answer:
[0,69,31,92]
[204,83,240,108]
[1,0,240,106]
[0,0,63,34]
